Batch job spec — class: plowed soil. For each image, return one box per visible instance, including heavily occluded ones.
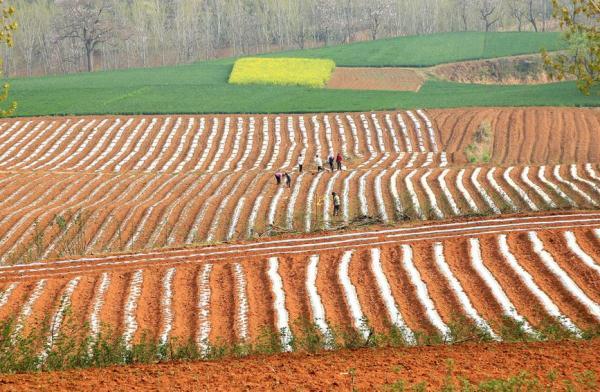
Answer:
[327,67,424,91]
[1,339,598,391]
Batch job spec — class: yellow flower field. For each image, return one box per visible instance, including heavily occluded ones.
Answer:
[228,57,336,88]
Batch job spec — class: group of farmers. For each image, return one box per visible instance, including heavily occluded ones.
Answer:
[274,152,344,217]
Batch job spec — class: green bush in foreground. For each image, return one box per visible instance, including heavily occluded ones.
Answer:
[228,57,336,88]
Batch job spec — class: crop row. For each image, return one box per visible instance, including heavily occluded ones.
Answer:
[0,163,597,264]
[0,227,597,357]
[0,111,443,173]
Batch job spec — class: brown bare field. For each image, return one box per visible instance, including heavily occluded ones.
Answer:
[2,339,598,391]
[327,67,424,91]
[0,108,598,386]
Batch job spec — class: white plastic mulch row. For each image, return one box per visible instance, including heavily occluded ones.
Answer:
[504,167,538,211]
[267,185,285,227]
[370,248,416,345]
[390,170,404,217]
[196,263,213,354]
[421,169,444,219]
[104,119,154,172]
[338,251,370,340]
[176,117,206,173]
[306,255,332,345]
[159,267,176,346]
[40,276,81,361]
[400,245,451,340]
[118,174,184,250]
[323,115,335,157]
[305,171,325,232]
[456,169,479,213]
[0,121,43,163]
[468,238,538,337]
[472,168,500,214]
[0,282,18,310]
[287,173,305,230]
[124,174,190,250]
[311,116,323,159]
[1,121,57,168]
[88,272,111,350]
[123,269,144,350]
[323,171,341,229]
[358,170,371,217]
[358,114,377,167]
[265,117,281,170]
[236,117,254,171]
[384,114,401,153]
[194,118,219,171]
[496,235,581,336]
[206,174,247,242]
[405,170,424,219]
[553,165,597,207]
[9,120,74,170]
[570,164,600,197]
[537,166,575,207]
[486,168,516,211]
[297,116,308,168]
[432,242,499,340]
[528,232,600,322]
[396,113,413,153]
[206,117,230,172]
[114,118,158,172]
[406,111,426,153]
[521,166,556,208]
[133,117,173,171]
[76,118,129,171]
[563,231,600,275]
[374,170,389,223]
[13,279,46,337]
[346,115,362,158]
[335,115,349,158]
[36,119,97,171]
[161,118,195,172]
[185,175,232,243]
[220,117,243,173]
[246,193,264,239]
[370,113,386,153]
[233,263,250,342]
[146,117,182,172]
[267,257,293,352]
[281,116,296,170]
[416,109,439,153]
[438,169,460,216]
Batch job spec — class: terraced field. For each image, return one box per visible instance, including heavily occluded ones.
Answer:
[0,107,598,361]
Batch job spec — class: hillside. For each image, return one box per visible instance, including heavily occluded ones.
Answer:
[8,32,600,117]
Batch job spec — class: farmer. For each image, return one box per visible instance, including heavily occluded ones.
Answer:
[315,154,324,172]
[285,172,292,188]
[336,152,343,171]
[298,154,304,173]
[332,192,341,217]
[274,171,282,185]
[328,154,335,171]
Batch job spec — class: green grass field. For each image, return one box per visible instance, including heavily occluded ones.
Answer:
[7,31,599,117]
[264,31,567,67]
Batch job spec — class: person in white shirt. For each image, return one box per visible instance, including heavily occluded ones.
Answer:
[315,154,323,172]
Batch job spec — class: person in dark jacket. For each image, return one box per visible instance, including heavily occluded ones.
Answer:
[275,172,282,185]
[332,192,341,216]
[328,155,334,171]
[285,172,292,188]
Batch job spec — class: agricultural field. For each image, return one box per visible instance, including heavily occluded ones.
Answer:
[9,32,599,117]
[229,58,336,88]
[0,106,596,388]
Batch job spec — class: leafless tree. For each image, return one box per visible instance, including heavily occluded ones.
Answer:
[507,0,526,31]
[478,0,500,32]
[55,0,122,72]
[364,0,396,40]
[456,0,472,31]
[527,0,539,31]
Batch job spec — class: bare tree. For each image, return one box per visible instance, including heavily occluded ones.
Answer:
[507,0,526,31]
[527,0,539,31]
[363,0,396,40]
[55,0,121,72]
[456,0,472,31]
[478,0,500,32]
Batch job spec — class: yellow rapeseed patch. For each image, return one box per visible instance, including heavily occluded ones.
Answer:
[228,57,336,88]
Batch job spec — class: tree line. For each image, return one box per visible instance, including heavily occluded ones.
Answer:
[7,0,559,77]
